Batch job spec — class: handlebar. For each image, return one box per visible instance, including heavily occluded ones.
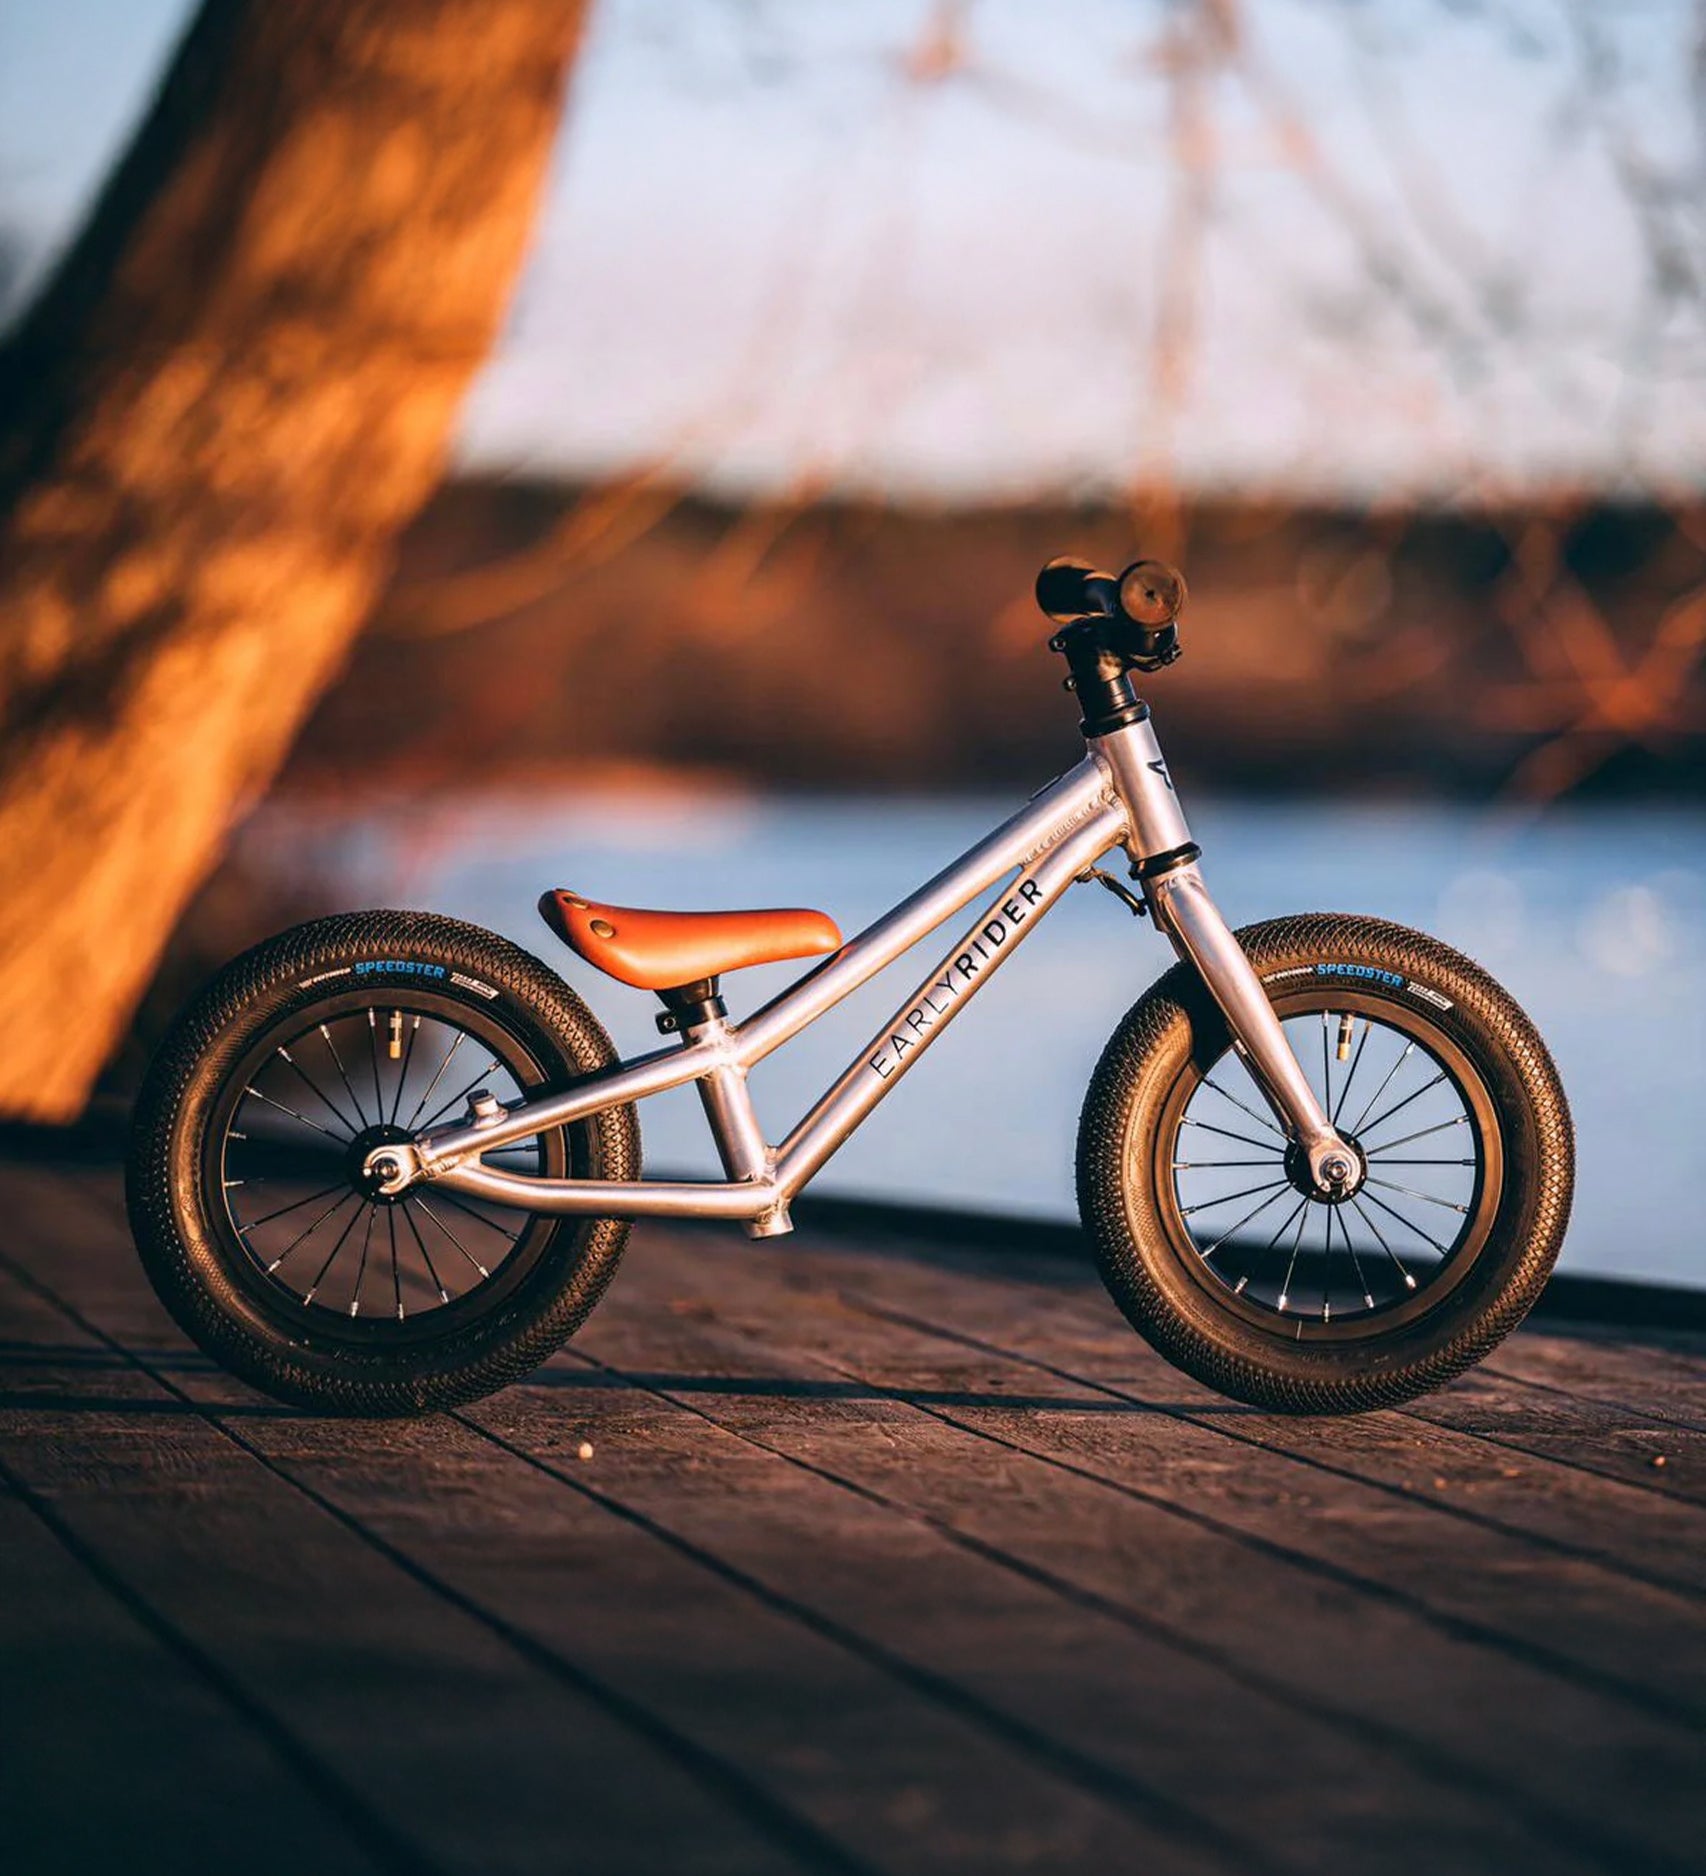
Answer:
[1035,558,1121,623]
[1035,554,1187,674]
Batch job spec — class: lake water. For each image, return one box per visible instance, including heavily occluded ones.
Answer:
[257,787,1706,1289]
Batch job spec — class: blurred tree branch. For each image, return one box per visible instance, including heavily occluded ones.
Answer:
[370,0,1705,801]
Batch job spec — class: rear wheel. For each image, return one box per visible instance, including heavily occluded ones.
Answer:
[128,911,639,1415]
[1077,914,1573,1413]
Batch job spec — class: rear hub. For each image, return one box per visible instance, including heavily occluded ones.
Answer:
[347,1124,414,1204]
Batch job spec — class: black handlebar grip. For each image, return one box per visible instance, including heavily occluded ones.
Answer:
[1035,557,1120,623]
[1118,559,1187,627]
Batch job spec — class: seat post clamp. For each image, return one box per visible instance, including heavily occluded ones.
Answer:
[656,979,726,1036]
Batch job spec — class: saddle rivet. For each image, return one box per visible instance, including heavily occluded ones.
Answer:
[589,918,616,938]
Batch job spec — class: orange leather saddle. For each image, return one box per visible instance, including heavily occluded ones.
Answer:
[539,890,842,992]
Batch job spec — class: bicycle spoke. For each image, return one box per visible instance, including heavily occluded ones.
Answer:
[1321,1204,1336,1321]
[251,1188,357,1269]
[416,1060,505,1133]
[1276,1203,1311,1312]
[432,1188,524,1244]
[1231,1195,1308,1296]
[1366,1114,1469,1155]
[1193,1184,1291,1262]
[483,1142,544,1170]
[388,1209,404,1321]
[1179,1116,1280,1152]
[1321,1011,1332,1116]
[1172,1158,1278,1169]
[1365,1175,1469,1215]
[411,1195,491,1279]
[367,1008,385,1124]
[301,1199,368,1305]
[1337,1205,1377,1311]
[1202,1076,1285,1137]
[1350,1194,1420,1288]
[237,1180,347,1232]
[1331,1018,1371,1126]
[1349,1039,1414,1136]
[319,1022,371,1129]
[1359,1072,1449,1142]
[1358,1185,1451,1255]
[400,1199,450,1303]
[275,1047,361,1135]
[347,1207,378,1316]
[1180,1176,1292,1218]
[240,1085,346,1143]
[405,1030,465,1131]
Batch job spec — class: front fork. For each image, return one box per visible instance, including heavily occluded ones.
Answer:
[1093,725,1362,1199]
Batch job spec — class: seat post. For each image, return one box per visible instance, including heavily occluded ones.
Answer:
[672,1001,793,1240]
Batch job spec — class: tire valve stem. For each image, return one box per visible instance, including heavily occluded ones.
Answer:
[1336,1013,1355,1062]
[387,1010,403,1060]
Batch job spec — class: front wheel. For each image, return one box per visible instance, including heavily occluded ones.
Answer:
[1077,914,1573,1413]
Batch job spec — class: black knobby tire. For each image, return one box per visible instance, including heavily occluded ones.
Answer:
[1076,914,1573,1414]
[127,911,640,1416]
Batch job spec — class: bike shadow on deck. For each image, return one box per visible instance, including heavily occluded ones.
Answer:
[0,1340,1202,1421]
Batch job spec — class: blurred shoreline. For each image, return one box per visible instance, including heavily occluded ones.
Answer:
[277,476,1706,805]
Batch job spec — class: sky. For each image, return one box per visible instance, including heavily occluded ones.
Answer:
[1,0,1703,503]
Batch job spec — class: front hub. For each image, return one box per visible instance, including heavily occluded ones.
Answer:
[1285,1135,1368,1203]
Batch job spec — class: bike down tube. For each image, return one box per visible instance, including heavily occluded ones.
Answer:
[413,756,1115,1172]
[774,799,1128,1198]
[427,796,1130,1220]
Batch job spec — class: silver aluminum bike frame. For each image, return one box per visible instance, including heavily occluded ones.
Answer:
[368,716,1357,1234]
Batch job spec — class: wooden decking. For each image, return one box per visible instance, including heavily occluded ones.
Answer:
[3,1151,1704,1876]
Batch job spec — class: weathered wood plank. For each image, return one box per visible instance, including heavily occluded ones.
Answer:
[744,1227,1706,1669]
[0,1265,816,1876]
[1484,1335,1706,1435]
[1400,1372,1706,1511]
[0,1490,382,1876]
[557,1299,1625,1875]
[613,1225,1706,1869]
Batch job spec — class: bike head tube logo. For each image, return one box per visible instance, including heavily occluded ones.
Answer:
[1314,962,1403,988]
[352,960,447,979]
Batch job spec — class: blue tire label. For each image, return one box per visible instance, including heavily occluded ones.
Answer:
[1261,961,1453,1011]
